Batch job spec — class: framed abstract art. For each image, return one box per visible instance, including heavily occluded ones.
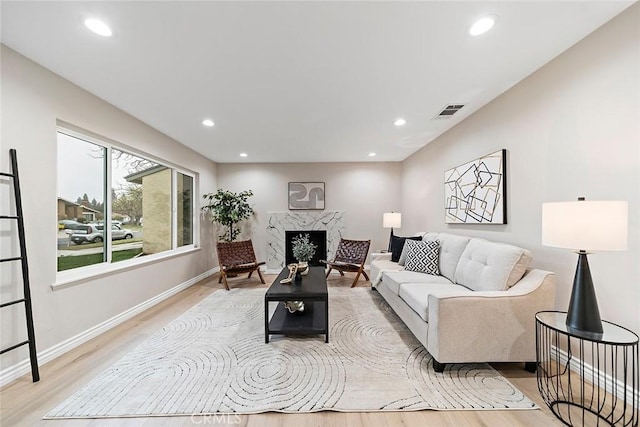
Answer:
[288,182,325,210]
[444,149,507,224]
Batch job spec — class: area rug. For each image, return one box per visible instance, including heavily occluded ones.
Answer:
[45,287,535,418]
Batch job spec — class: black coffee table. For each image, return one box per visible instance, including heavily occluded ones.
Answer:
[264,266,329,343]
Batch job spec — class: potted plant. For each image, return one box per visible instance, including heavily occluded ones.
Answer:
[291,233,317,275]
[201,189,254,242]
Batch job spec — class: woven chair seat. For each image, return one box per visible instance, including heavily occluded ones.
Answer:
[216,240,265,290]
[321,238,370,287]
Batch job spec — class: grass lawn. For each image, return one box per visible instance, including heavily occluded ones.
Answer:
[65,238,142,251]
[58,248,144,271]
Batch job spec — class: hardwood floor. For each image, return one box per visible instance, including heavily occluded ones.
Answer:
[0,273,564,427]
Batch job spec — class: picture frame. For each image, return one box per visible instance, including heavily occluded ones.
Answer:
[444,149,507,224]
[288,182,325,210]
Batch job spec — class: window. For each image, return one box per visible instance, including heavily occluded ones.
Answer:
[57,129,196,273]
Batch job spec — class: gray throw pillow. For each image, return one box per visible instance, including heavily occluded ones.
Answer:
[398,243,411,266]
[404,239,440,275]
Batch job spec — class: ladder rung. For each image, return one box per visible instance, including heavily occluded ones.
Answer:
[0,340,29,355]
[0,298,26,308]
[0,172,14,177]
[0,257,23,263]
[0,215,19,219]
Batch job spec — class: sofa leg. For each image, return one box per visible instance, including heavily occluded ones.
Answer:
[433,359,446,373]
[524,362,537,373]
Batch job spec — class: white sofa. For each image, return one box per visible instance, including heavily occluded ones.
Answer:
[370,232,555,372]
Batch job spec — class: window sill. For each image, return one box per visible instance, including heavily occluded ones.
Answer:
[52,246,201,291]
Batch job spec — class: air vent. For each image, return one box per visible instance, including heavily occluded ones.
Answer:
[434,104,465,119]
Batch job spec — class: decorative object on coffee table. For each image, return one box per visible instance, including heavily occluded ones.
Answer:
[279,263,298,284]
[288,182,325,210]
[291,233,316,275]
[444,149,506,224]
[383,211,401,251]
[542,198,628,336]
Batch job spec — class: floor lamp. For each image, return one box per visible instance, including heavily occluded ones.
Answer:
[542,198,628,336]
[383,212,401,252]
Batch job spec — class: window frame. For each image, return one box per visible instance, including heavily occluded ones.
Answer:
[55,124,199,288]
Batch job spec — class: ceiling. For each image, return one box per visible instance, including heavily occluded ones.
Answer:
[1,1,634,163]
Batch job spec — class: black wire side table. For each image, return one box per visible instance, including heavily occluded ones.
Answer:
[536,311,639,426]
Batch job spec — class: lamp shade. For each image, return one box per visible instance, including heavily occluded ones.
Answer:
[383,212,402,228]
[542,200,628,251]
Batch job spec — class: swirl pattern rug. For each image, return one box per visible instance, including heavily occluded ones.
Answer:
[45,288,535,418]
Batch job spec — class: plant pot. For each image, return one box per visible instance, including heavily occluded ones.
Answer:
[297,261,309,275]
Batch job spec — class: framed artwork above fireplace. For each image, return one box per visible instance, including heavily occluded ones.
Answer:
[288,182,325,210]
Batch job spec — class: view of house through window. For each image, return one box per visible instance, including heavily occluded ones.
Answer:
[57,133,106,270]
[57,130,196,272]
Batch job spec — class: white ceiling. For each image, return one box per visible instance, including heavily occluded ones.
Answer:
[1,1,634,163]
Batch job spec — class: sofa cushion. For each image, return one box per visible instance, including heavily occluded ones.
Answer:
[390,235,421,262]
[398,282,472,321]
[454,238,533,291]
[433,233,471,282]
[404,239,440,275]
[382,270,452,295]
[370,257,403,285]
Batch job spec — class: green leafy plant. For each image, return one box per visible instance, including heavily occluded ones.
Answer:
[201,189,254,242]
[292,233,317,263]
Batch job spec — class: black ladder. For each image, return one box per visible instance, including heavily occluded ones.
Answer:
[1,149,39,382]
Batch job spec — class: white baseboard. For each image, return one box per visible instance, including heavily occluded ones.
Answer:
[551,344,639,406]
[0,267,218,388]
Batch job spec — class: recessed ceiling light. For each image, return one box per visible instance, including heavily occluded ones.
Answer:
[368,152,377,157]
[202,119,215,127]
[468,16,496,36]
[239,152,248,158]
[84,18,112,37]
[394,118,406,127]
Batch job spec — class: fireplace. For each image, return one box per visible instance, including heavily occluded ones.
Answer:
[266,211,345,272]
[285,230,327,266]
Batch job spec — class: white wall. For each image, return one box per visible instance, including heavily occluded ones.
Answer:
[401,5,639,336]
[217,162,402,262]
[0,46,218,371]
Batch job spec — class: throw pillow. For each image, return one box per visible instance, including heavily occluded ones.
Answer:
[390,235,421,263]
[398,243,410,266]
[404,239,440,275]
[399,234,434,265]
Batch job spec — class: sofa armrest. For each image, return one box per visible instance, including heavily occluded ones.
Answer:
[426,269,555,363]
[371,252,392,262]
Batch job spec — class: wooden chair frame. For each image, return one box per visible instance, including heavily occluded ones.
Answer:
[321,238,371,287]
[216,240,265,290]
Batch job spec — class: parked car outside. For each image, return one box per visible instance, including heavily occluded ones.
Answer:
[58,219,85,230]
[70,224,134,245]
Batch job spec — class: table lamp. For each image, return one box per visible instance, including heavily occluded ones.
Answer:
[383,212,402,252]
[542,198,628,336]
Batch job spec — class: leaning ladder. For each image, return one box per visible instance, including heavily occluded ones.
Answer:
[0,149,39,382]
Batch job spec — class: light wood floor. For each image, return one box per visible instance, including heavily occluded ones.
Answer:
[0,273,564,427]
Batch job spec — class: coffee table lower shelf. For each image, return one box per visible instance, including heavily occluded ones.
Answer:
[265,300,328,343]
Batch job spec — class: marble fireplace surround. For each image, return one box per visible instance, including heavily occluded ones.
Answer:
[266,211,345,273]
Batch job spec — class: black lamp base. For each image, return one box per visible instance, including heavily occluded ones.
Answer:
[387,228,395,252]
[566,251,603,337]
